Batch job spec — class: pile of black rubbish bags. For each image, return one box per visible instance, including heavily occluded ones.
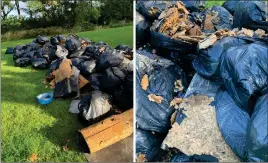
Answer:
[12,34,133,124]
[136,0,268,162]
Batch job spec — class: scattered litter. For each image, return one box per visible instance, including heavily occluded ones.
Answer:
[141,74,149,90]
[69,100,81,114]
[148,94,163,104]
[136,154,147,162]
[36,92,53,105]
[174,80,184,92]
[169,97,183,109]
[29,153,38,162]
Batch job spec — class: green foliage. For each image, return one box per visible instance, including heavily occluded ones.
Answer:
[1,0,15,20]
[2,27,69,41]
[206,1,225,8]
[2,0,133,36]
[1,16,22,33]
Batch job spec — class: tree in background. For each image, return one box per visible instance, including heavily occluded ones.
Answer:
[1,0,133,34]
[1,0,15,20]
[14,0,21,20]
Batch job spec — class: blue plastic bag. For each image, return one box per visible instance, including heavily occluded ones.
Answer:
[246,93,268,162]
[233,1,268,31]
[220,43,268,115]
[215,89,250,160]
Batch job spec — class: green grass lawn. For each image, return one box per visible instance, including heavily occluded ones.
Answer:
[1,25,133,162]
[206,1,225,8]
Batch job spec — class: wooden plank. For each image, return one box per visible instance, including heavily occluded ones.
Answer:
[84,135,133,162]
[78,109,133,153]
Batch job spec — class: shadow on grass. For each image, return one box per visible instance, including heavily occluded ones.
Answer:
[2,55,87,154]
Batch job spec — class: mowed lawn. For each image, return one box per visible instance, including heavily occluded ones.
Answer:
[1,26,133,162]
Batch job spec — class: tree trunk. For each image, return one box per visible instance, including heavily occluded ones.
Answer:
[15,0,21,20]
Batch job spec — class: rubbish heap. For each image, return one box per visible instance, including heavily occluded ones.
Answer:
[11,34,133,125]
[136,0,268,162]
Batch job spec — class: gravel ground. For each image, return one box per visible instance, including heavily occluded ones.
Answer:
[162,95,240,162]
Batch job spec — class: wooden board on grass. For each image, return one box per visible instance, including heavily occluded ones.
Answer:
[78,109,133,154]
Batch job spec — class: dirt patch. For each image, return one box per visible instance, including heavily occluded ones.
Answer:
[162,95,240,162]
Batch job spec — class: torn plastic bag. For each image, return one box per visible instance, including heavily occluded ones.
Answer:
[79,60,96,77]
[201,6,233,33]
[136,128,167,162]
[215,89,250,161]
[222,1,238,15]
[136,52,186,133]
[31,58,49,69]
[150,31,197,55]
[220,43,268,115]
[97,49,124,70]
[136,1,178,21]
[50,36,59,45]
[192,37,248,78]
[246,93,268,162]
[14,58,31,67]
[233,1,268,32]
[78,90,111,124]
[136,11,150,44]
[55,45,68,58]
[35,35,49,45]
[53,76,79,99]
[99,67,126,91]
[184,73,222,98]
[5,47,14,54]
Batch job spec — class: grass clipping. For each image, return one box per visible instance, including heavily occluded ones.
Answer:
[161,95,240,162]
